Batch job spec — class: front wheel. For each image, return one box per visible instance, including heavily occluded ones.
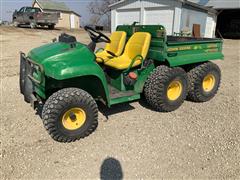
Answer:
[42,88,98,143]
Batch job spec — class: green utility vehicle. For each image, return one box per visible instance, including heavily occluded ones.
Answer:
[20,24,223,142]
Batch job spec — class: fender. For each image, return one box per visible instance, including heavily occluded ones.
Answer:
[44,62,110,105]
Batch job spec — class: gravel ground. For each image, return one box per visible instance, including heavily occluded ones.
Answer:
[0,26,239,179]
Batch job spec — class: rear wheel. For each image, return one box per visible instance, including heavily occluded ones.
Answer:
[144,66,188,112]
[42,88,98,143]
[187,62,221,102]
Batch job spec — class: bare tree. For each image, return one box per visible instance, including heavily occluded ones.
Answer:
[88,0,118,29]
[89,15,101,25]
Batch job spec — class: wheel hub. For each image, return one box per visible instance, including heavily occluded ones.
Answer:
[62,108,86,130]
[202,74,216,92]
[69,112,77,121]
[167,80,183,101]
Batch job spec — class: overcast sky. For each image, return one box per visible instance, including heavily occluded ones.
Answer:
[0,0,96,25]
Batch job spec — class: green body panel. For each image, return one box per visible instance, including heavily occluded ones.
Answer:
[28,42,110,103]
[107,70,125,91]
[134,64,155,93]
[110,94,140,106]
[166,42,224,66]
[28,42,96,80]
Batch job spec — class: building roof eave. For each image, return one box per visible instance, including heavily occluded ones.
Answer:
[33,0,43,11]
[109,0,216,14]
[109,0,125,8]
[44,9,81,17]
[184,0,217,14]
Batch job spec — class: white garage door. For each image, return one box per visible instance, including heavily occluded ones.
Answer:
[116,9,140,26]
[144,8,174,35]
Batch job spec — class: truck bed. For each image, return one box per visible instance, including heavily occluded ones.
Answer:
[167,36,222,44]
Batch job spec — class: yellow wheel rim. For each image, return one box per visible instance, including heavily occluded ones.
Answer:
[167,80,183,101]
[62,108,86,131]
[202,74,216,92]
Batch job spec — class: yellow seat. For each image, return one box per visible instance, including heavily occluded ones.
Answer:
[104,32,151,70]
[96,31,127,63]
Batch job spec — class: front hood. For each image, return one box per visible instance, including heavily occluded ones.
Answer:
[28,42,70,63]
[28,42,94,64]
[27,42,96,78]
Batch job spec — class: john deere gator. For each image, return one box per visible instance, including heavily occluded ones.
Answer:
[20,24,224,142]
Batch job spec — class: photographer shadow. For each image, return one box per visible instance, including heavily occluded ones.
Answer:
[100,157,123,180]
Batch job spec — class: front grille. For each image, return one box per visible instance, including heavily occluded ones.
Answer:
[20,52,44,84]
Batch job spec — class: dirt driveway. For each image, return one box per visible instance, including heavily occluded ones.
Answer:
[0,26,239,179]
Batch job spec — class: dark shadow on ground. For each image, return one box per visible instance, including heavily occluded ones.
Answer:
[17,25,61,31]
[97,101,135,120]
[35,100,136,121]
[35,103,44,119]
[100,157,123,180]
[138,96,155,111]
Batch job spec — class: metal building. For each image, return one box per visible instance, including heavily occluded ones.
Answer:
[110,0,217,38]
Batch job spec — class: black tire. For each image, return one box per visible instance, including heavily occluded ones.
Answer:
[42,88,98,143]
[187,62,221,102]
[19,57,26,94]
[144,66,188,112]
[48,24,55,30]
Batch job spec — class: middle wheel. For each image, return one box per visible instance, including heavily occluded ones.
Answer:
[144,66,188,112]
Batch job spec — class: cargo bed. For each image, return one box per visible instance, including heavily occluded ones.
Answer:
[167,36,222,44]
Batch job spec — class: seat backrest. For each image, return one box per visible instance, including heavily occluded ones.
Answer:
[124,32,151,60]
[105,31,127,56]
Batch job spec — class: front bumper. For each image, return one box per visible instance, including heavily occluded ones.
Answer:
[20,52,43,108]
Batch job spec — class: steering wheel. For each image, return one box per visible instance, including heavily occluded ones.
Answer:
[84,26,111,43]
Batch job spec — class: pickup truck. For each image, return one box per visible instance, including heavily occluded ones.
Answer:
[13,7,59,29]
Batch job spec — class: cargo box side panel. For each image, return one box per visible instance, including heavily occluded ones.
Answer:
[166,41,224,67]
